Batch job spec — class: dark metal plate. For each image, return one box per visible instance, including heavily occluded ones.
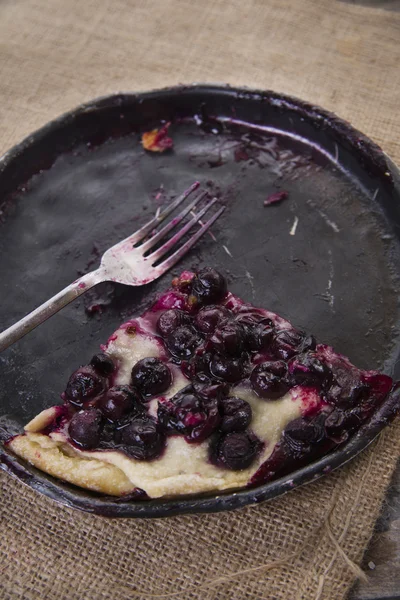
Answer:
[1,84,400,517]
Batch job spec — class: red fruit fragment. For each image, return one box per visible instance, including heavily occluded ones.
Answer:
[142,123,173,153]
[263,190,288,207]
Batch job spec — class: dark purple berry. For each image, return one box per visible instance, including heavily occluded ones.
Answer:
[192,380,230,401]
[211,431,262,470]
[90,353,116,377]
[325,365,368,409]
[158,389,220,443]
[120,418,165,460]
[210,354,247,383]
[167,326,201,359]
[68,409,103,449]
[195,305,230,334]
[283,415,325,455]
[208,322,245,356]
[100,385,143,421]
[188,351,213,381]
[131,357,172,397]
[219,397,252,433]
[288,352,332,389]
[191,268,227,305]
[250,361,290,399]
[157,309,191,337]
[245,319,275,352]
[64,366,106,408]
[271,329,316,360]
[100,421,117,446]
[324,408,362,442]
[235,307,268,325]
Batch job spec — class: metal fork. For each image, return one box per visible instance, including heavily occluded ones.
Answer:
[0,182,225,352]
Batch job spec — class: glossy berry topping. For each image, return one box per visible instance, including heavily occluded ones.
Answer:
[131,357,172,397]
[120,418,165,460]
[288,352,333,389]
[283,415,325,455]
[219,397,252,433]
[157,309,191,337]
[271,329,316,360]
[245,319,275,352]
[250,361,290,399]
[325,365,369,409]
[208,322,245,356]
[210,354,247,383]
[195,305,230,334]
[211,431,262,470]
[167,326,201,359]
[64,366,106,408]
[90,353,116,377]
[100,385,144,421]
[68,409,103,449]
[191,268,227,305]
[192,380,230,401]
[324,408,362,442]
[158,388,220,443]
[187,351,213,382]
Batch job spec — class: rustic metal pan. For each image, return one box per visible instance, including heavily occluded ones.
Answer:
[1,84,400,517]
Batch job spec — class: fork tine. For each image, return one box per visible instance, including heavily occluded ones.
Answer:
[152,206,225,274]
[147,197,219,263]
[139,190,208,254]
[126,181,200,245]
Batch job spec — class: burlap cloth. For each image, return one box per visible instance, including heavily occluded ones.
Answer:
[1,1,400,599]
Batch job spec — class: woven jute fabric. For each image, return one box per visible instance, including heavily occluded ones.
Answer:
[1,1,400,599]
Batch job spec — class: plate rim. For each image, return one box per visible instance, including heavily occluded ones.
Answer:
[1,83,399,518]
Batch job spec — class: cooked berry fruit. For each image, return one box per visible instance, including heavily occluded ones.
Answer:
[211,431,262,470]
[120,418,165,460]
[219,397,252,433]
[157,309,191,337]
[209,322,245,356]
[210,354,247,383]
[324,408,361,442]
[271,329,316,360]
[167,326,201,359]
[283,415,326,455]
[195,305,230,334]
[250,361,290,399]
[158,389,220,443]
[191,268,227,305]
[325,366,368,409]
[192,380,230,401]
[68,409,103,449]
[64,366,106,408]
[131,358,172,397]
[288,352,333,389]
[188,351,213,381]
[90,353,116,377]
[245,319,275,352]
[100,385,143,421]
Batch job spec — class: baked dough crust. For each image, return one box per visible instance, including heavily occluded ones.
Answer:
[9,433,135,496]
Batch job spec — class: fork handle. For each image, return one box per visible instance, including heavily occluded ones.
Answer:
[0,269,105,353]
